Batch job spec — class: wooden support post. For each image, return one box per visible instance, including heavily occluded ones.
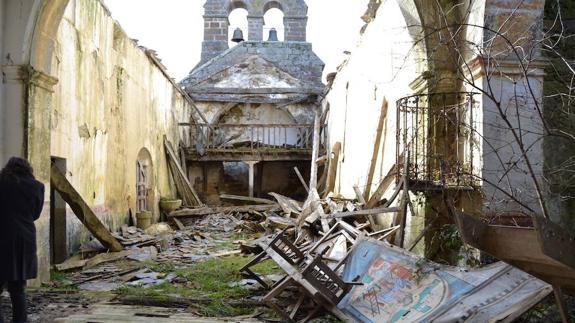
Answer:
[246,161,258,198]
[366,164,398,209]
[50,164,123,252]
[164,137,202,206]
[364,98,388,201]
[354,185,377,229]
[293,167,309,193]
[325,142,341,196]
[309,109,321,191]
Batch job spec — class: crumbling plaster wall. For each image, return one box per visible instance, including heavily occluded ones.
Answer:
[323,0,422,200]
[322,0,426,250]
[48,0,191,253]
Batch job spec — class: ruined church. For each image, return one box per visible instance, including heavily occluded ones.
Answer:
[0,0,574,321]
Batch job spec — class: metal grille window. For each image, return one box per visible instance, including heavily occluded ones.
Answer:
[136,161,148,212]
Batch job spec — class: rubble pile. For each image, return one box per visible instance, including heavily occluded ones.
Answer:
[49,187,556,323]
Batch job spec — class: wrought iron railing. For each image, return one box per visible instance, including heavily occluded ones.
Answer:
[396,92,480,187]
[182,123,317,153]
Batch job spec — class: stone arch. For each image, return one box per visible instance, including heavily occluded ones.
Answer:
[263,1,284,13]
[263,3,285,41]
[228,0,248,12]
[211,103,298,125]
[215,103,301,147]
[29,0,72,74]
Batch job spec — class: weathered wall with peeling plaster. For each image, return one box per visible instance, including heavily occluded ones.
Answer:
[323,0,549,256]
[47,0,190,255]
[323,0,421,201]
[322,0,424,249]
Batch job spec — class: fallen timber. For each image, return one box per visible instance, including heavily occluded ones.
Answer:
[168,204,281,218]
[50,163,124,252]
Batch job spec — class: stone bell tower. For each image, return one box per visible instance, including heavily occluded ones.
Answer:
[199,0,309,64]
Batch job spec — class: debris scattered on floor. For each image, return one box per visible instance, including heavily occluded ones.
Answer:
[42,187,566,323]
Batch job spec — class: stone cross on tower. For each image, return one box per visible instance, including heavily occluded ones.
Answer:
[200,0,309,64]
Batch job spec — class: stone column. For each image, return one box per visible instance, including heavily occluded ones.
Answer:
[200,15,230,63]
[1,65,29,165]
[2,64,58,286]
[284,17,307,42]
[247,16,264,41]
[245,161,259,197]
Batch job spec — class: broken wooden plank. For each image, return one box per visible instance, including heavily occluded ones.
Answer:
[315,155,328,165]
[164,137,202,207]
[269,192,303,215]
[309,108,321,191]
[353,185,367,206]
[366,163,398,209]
[293,167,310,193]
[328,207,398,219]
[353,184,377,230]
[171,217,186,231]
[324,142,341,196]
[219,194,276,205]
[55,257,88,272]
[364,98,388,201]
[169,204,280,218]
[50,164,124,252]
[85,250,131,268]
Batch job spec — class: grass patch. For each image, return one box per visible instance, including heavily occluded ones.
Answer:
[50,270,69,282]
[251,259,280,275]
[173,256,251,299]
[49,270,78,291]
[117,255,272,300]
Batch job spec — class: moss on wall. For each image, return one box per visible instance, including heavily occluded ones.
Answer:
[48,0,191,253]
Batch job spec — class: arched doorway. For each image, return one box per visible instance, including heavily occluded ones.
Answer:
[136,148,154,214]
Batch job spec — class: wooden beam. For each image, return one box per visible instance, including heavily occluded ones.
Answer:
[353,185,367,205]
[364,98,388,201]
[365,164,398,209]
[328,207,398,219]
[325,142,341,195]
[293,167,309,193]
[354,185,376,229]
[219,194,276,205]
[164,138,202,206]
[169,204,280,218]
[50,164,123,252]
[309,109,321,191]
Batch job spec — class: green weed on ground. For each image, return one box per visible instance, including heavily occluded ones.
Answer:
[116,255,281,317]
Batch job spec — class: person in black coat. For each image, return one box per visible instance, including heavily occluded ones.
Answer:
[0,157,45,323]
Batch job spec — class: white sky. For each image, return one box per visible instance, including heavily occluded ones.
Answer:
[102,0,369,81]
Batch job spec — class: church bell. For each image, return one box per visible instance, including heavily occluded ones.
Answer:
[267,28,279,41]
[231,28,245,43]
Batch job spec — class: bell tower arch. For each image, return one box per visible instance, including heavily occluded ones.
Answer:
[200,0,308,64]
